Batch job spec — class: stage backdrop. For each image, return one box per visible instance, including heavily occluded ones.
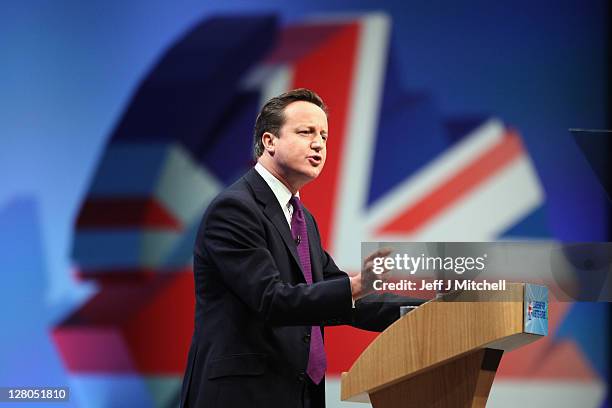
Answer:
[0,2,608,407]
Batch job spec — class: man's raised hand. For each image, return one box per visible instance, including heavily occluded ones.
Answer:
[350,247,393,300]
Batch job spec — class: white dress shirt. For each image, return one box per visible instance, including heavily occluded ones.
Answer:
[254,162,298,229]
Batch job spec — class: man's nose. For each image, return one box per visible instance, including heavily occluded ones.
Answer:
[311,135,324,151]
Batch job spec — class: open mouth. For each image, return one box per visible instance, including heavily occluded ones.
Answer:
[307,155,322,165]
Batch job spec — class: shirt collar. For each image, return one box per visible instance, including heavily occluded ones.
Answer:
[254,162,298,209]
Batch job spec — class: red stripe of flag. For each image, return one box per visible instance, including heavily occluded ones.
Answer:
[75,268,160,284]
[76,197,182,230]
[378,130,524,235]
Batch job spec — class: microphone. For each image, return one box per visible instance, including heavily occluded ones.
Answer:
[295,235,301,245]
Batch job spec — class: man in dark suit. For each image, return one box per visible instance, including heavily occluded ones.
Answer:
[180,88,410,407]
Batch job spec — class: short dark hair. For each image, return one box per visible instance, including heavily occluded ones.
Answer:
[253,88,328,158]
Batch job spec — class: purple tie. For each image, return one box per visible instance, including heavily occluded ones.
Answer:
[290,196,327,385]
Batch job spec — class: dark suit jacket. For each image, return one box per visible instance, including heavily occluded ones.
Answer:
[180,168,407,407]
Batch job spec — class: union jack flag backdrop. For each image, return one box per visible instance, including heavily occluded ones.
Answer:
[53,14,608,407]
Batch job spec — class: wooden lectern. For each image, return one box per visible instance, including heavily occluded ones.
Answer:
[341,282,547,407]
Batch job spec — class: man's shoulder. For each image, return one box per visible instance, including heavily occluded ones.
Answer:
[209,175,255,209]
[194,173,263,256]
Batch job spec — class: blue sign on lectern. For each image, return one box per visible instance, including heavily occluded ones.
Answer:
[524,283,548,336]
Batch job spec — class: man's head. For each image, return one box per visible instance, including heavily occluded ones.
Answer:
[254,88,329,193]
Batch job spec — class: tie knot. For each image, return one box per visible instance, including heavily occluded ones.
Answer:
[290,196,304,223]
[289,196,301,210]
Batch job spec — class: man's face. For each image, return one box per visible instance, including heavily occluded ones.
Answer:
[268,100,328,188]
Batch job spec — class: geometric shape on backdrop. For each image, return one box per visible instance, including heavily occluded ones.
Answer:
[52,271,193,374]
[570,129,612,201]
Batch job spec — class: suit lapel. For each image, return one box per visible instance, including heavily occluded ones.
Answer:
[244,169,305,278]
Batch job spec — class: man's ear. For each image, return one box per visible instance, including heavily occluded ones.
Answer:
[261,132,276,154]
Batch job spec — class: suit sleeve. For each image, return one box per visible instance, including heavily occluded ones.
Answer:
[309,215,424,332]
[197,194,353,326]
